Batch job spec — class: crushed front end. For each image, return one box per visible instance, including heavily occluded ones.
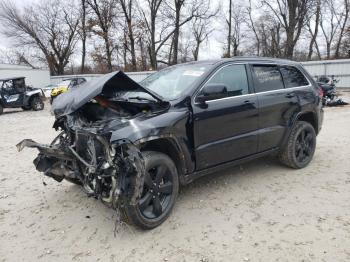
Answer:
[17,116,145,208]
[17,71,168,210]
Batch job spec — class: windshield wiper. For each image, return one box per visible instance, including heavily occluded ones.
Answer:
[127,96,158,103]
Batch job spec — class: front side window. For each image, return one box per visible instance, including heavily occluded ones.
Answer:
[252,65,284,92]
[203,64,249,97]
[280,66,309,88]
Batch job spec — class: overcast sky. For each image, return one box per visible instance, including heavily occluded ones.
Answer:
[0,0,335,66]
[0,0,225,64]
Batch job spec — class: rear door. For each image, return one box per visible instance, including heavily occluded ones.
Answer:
[250,64,298,152]
[193,63,259,170]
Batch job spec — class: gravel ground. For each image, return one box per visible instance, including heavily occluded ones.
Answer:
[1,101,350,262]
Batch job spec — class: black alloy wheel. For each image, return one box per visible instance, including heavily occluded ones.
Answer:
[139,164,174,219]
[295,128,315,164]
[123,151,179,229]
[279,121,316,169]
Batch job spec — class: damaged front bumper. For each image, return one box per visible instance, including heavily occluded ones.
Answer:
[17,130,145,208]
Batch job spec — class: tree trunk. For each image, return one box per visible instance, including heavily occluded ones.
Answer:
[150,14,157,70]
[335,0,349,58]
[81,0,87,73]
[193,41,200,60]
[307,0,320,60]
[326,43,331,59]
[172,1,181,65]
[104,37,113,71]
[233,41,238,56]
[226,0,232,57]
[139,38,147,70]
[128,19,137,70]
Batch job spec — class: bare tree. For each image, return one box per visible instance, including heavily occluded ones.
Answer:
[252,14,283,58]
[307,0,321,60]
[225,0,232,57]
[87,0,118,71]
[141,0,164,69]
[231,5,246,56]
[191,17,213,60]
[166,0,211,64]
[335,0,350,58]
[119,0,137,70]
[320,0,342,59]
[246,0,260,56]
[263,0,310,58]
[0,0,79,75]
[80,0,88,73]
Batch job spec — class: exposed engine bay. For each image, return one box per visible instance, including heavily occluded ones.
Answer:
[17,71,169,209]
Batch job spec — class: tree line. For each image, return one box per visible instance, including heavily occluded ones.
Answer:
[0,0,349,75]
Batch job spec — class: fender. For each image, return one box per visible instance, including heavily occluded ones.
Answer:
[280,110,317,149]
[25,89,43,97]
[134,134,194,179]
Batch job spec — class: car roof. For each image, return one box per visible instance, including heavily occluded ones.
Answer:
[178,57,300,67]
[0,77,25,81]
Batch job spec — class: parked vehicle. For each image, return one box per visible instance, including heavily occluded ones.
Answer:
[42,84,58,98]
[18,58,323,229]
[0,77,45,115]
[50,77,87,103]
[316,75,348,106]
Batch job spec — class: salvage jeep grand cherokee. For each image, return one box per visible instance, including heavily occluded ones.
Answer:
[18,58,323,229]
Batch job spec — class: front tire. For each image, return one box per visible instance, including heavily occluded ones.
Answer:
[122,151,179,229]
[0,104,3,115]
[279,121,316,169]
[31,96,44,111]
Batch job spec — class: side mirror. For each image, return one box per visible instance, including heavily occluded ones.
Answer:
[196,84,228,103]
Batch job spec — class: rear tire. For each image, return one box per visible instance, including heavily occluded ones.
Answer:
[122,151,179,229]
[31,96,44,111]
[0,104,3,115]
[279,121,316,169]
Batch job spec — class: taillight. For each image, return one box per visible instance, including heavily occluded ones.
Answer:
[318,86,324,97]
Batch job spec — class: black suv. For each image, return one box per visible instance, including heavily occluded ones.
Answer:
[18,57,323,229]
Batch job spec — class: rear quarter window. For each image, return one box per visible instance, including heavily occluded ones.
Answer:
[280,66,309,88]
[251,65,284,92]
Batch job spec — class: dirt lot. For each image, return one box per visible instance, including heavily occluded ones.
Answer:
[1,102,350,262]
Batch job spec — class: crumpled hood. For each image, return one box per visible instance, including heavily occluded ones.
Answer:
[52,71,162,117]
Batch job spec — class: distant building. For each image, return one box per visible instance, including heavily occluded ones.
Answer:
[0,64,50,89]
[302,59,350,88]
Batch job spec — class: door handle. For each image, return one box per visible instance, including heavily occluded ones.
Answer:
[244,100,254,105]
[285,93,295,98]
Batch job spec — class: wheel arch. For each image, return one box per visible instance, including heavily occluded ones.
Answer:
[280,110,318,150]
[25,93,39,105]
[296,111,318,134]
[137,137,187,184]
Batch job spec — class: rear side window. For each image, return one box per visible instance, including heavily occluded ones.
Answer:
[206,64,249,97]
[251,65,284,92]
[280,66,309,88]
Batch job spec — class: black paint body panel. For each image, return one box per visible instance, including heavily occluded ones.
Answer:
[53,57,324,184]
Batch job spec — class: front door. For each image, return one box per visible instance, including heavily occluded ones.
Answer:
[193,64,259,170]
